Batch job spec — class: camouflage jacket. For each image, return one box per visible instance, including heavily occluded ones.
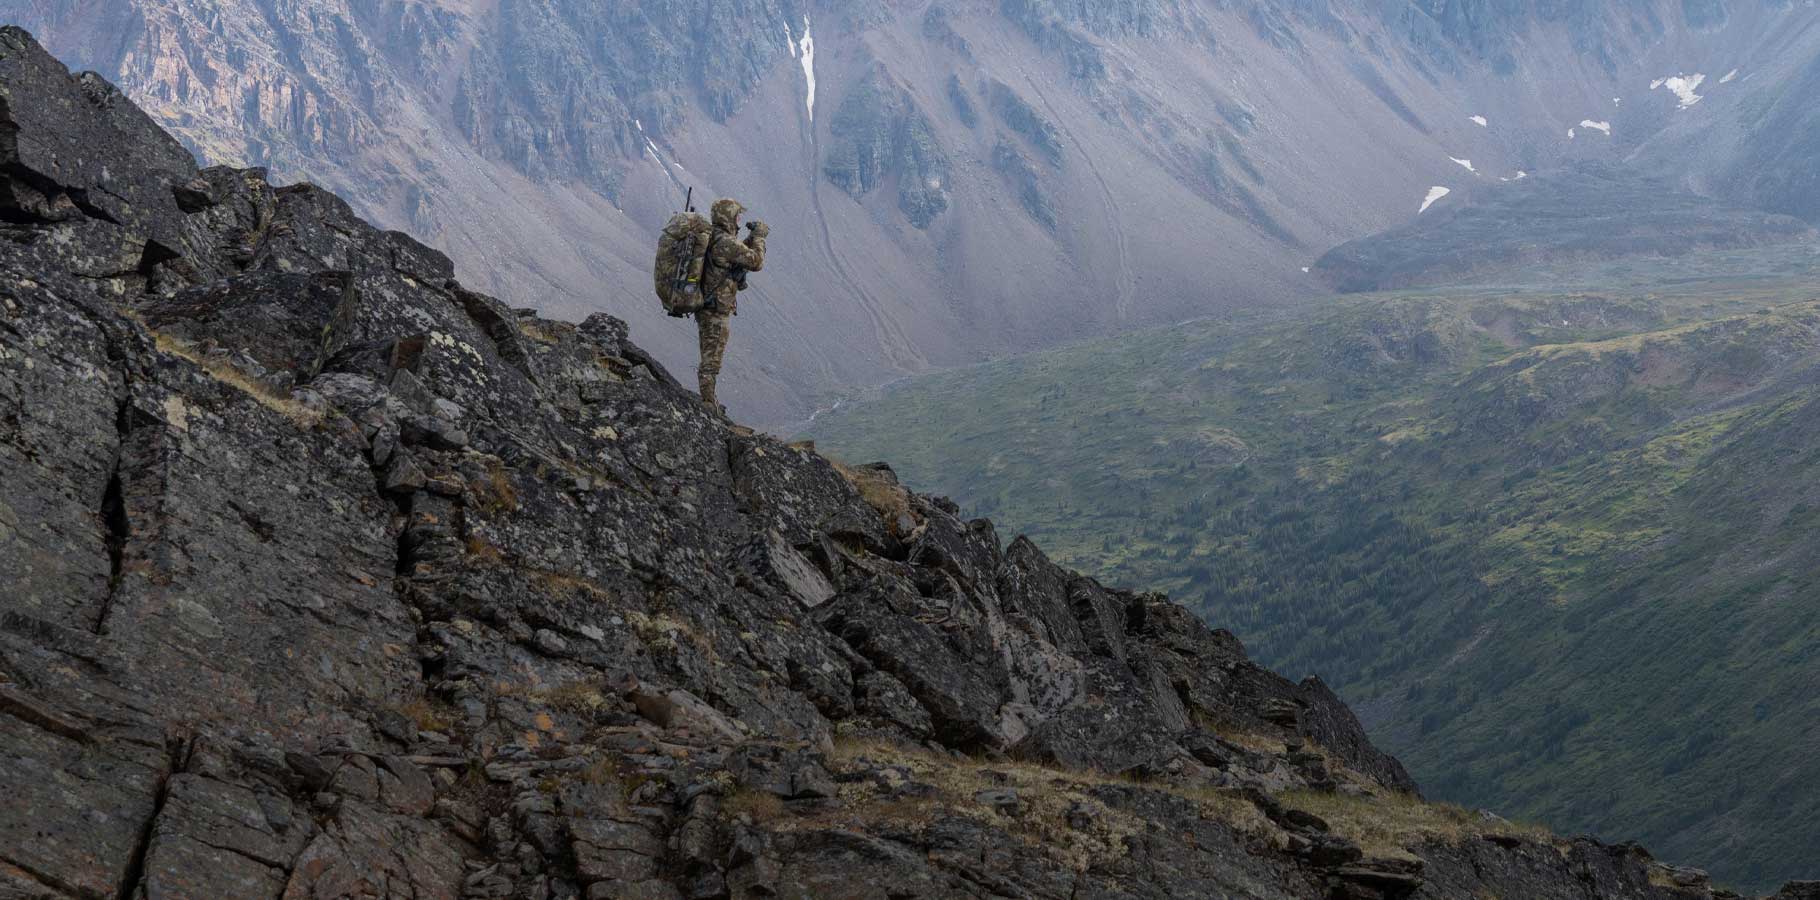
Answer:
[703,199,766,315]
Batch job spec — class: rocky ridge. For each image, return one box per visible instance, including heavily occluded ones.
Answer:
[2,27,1815,900]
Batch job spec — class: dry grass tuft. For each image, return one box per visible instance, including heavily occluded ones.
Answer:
[395,698,455,733]
[1190,711,1291,755]
[529,569,613,601]
[828,460,919,534]
[625,610,703,649]
[1214,730,1289,756]
[578,757,620,786]
[1279,789,1554,858]
[811,736,1553,871]
[470,457,519,515]
[489,679,531,698]
[724,789,788,824]
[152,331,323,426]
[465,534,506,564]
[813,736,1219,872]
[1160,781,1275,835]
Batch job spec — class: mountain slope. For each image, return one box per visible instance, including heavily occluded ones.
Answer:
[807,264,1820,892]
[1312,165,1816,292]
[10,0,1820,424]
[15,25,1813,899]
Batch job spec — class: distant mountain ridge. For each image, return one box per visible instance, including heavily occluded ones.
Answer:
[9,0,1820,423]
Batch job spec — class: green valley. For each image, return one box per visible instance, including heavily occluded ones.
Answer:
[806,255,1820,891]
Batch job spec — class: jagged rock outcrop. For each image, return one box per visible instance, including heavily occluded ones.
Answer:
[2,28,1814,900]
[822,67,951,229]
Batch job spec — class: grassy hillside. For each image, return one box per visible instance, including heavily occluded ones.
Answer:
[1312,166,1817,293]
[805,266,1820,891]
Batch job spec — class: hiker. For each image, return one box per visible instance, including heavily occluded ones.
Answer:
[694,198,767,412]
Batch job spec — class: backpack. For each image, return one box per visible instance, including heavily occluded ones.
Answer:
[654,212,715,317]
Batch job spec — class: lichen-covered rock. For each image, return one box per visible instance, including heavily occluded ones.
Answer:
[0,26,199,257]
[0,27,1806,900]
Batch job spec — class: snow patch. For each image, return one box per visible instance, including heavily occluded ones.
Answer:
[1301,267,1311,273]
[1720,68,1739,84]
[1568,128,1576,139]
[640,132,686,192]
[1450,157,1476,173]
[799,17,817,122]
[784,22,798,58]
[1419,186,1451,214]
[1653,73,1705,109]
[1514,170,1527,180]
[1469,115,1488,127]
[634,119,644,133]
[1612,97,1622,106]
[1580,119,1611,135]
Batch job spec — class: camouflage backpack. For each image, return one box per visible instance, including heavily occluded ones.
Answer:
[654,212,716,317]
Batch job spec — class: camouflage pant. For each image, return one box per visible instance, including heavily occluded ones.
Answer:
[696,311,731,406]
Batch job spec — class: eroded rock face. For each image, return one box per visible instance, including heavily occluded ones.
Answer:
[0,27,1806,900]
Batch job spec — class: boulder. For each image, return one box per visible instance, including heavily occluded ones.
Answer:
[135,270,358,379]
